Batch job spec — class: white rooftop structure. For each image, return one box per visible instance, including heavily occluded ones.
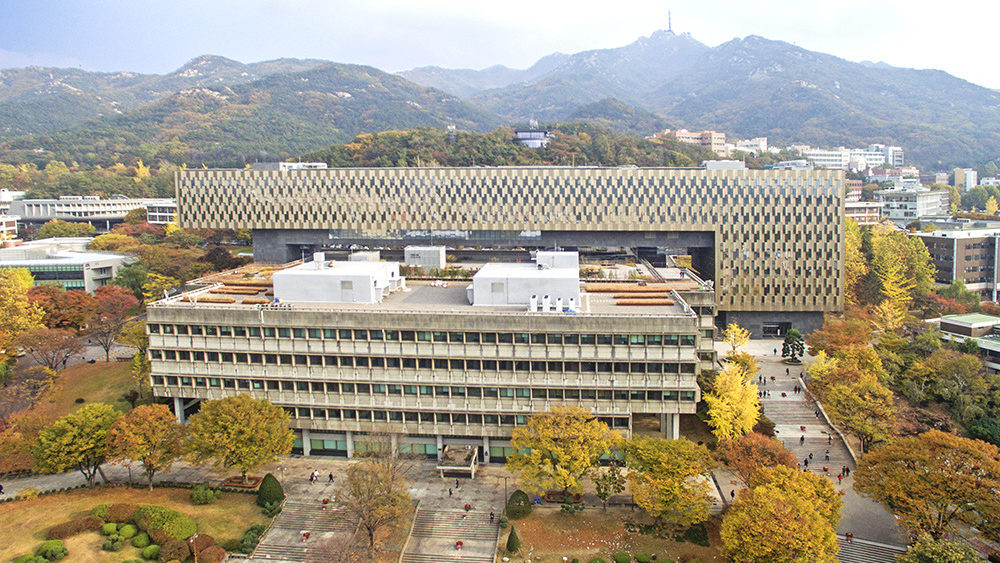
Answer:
[471,251,581,310]
[272,256,404,304]
[404,246,446,271]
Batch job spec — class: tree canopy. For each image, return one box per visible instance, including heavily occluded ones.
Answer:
[106,404,185,490]
[0,268,44,363]
[704,363,760,443]
[623,435,714,531]
[32,402,120,486]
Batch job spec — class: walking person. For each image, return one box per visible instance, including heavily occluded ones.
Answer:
[490,511,495,523]
[786,368,789,376]
[808,452,813,460]
[449,488,453,496]
[800,435,805,446]
[456,478,460,488]
[824,450,830,462]
[773,347,777,356]
[328,472,333,483]
[837,474,842,485]
[803,458,809,468]
[730,490,735,500]
[828,435,832,445]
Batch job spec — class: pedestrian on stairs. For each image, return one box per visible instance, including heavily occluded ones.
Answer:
[786,368,789,376]
[490,511,495,523]
[846,532,853,543]
[800,435,805,446]
[828,435,832,445]
[449,488,453,496]
[824,450,830,461]
[456,478,460,488]
[838,474,842,485]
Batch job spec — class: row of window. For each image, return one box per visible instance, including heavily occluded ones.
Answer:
[152,375,697,401]
[148,324,705,347]
[150,350,704,374]
[285,406,634,428]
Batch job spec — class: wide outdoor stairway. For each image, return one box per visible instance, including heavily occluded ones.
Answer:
[836,536,906,563]
[251,501,354,562]
[399,507,498,563]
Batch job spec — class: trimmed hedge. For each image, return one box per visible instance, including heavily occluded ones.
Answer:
[119,524,138,539]
[13,555,47,563]
[506,489,532,519]
[141,544,160,560]
[588,558,607,563]
[134,505,197,542]
[108,503,140,523]
[132,532,151,548]
[101,523,118,536]
[612,554,630,563]
[90,504,111,521]
[256,473,284,507]
[188,533,215,554]
[191,485,221,505]
[159,539,189,562]
[239,524,268,554]
[506,525,521,553]
[35,539,69,560]
[635,553,652,563]
[47,516,104,539]
[199,545,227,563]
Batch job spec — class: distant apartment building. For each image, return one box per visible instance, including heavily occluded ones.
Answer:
[0,214,18,241]
[514,130,551,149]
[8,196,158,231]
[0,237,128,292]
[935,172,950,185]
[938,314,1000,373]
[144,199,178,225]
[980,177,1000,187]
[652,129,728,156]
[845,179,863,202]
[913,223,1000,300]
[771,159,813,170]
[733,137,768,155]
[955,168,979,191]
[845,202,883,226]
[875,187,950,224]
[798,144,903,171]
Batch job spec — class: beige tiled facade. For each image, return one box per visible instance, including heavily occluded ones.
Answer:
[177,167,845,316]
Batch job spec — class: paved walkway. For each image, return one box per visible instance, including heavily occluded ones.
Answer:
[729,339,907,546]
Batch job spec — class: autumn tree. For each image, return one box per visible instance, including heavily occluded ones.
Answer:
[16,327,84,371]
[824,379,896,453]
[704,363,760,442]
[119,319,151,396]
[592,463,626,509]
[88,233,141,253]
[507,405,621,495]
[90,285,139,361]
[722,323,750,353]
[337,460,411,549]
[26,285,95,329]
[987,196,999,216]
[721,473,840,562]
[806,318,872,356]
[106,404,184,489]
[141,272,180,302]
[855,430,1000,540]
[32,402,120,487]
[623,435,714,531]
[185,394,294,482]
[37,219,96,239]
[0,268,45,363]
[897,534,981,563]
[718,432,797,486]
[844,218,868,306]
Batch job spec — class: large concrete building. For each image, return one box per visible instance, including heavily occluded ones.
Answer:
[875,187,950,225]
[10,196,157,230]
[0,237,128,292]
[148,255,716,460]
[914,223,1000,300]
[176,166,845,335]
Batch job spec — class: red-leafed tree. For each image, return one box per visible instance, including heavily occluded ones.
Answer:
[27,285,96,329]
[16,327,83,371]
[90,285,139,362]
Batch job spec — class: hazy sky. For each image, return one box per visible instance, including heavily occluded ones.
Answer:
[1,0,997,88]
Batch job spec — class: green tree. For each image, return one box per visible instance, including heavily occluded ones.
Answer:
[106,404,185,490]
[32,403,120,487]
[782,328,805,362]
[592,464,626,509]
[506,525,521,553]
[704,363,760,442]
[506,405,621,495]
[623,435,714,531]
[824,379,896,453]
[113,263,148,300]
[897,534,980,563]
[855,430,1000,539]
[185,394,294,482]
[0,268,45,363]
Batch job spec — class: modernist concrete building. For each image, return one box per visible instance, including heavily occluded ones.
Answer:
[914,224,1000,300]
[144,199,177,225]
[938,313,1000,374]
[148,254,716,460]
[176,166,845,335]
[875,187,950,225]
[0,237,128,292]
[9,196,158,230]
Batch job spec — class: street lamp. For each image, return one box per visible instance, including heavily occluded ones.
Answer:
[503,476,509,510]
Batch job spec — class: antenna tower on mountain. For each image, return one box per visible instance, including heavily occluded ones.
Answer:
[668,11,672,33]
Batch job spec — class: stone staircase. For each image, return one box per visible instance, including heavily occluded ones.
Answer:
[399,507,498,563]
[836,536,907,563]
[251,501,355,562]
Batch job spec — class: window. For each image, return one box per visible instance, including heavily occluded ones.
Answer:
[219,326,232,337]
[248,327,260,337]
[308,328,321,339]
[448,332,464,343]
[531,333,545,344]
[597,334,613,345]
[354,329,367,340]
[580,334,596,345]
[234,326,246,337]
[277,328,290,338]
[263,327,275,337]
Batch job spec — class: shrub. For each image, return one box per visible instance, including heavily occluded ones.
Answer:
[239,524,268,554]
[148,528,171,545]
[13,555,47,563]
[613,553,630,563]
[199,545,227,563]
[159,539,189,562]
[35,540,69,560]
[498,515,509,528]
[134,505,197,541]
[108,503,140,523]
[123,560,143,563]
[141,544,161,560]
[101,523,118,535]
[506,525,521,553]
[90,504,111,520]
[16,487,40,500]
[191,484,221,505]
[256,473,284,507]
[132,532,151,548]
[47,516,104,539]
[635,554,652,563]
[119,524,138,539]
[589,559,607,563]
[680,523,709,547]
[506,489,532,519]
[188,533,215,554]
[101,538,125,552]
[262,500,282,517]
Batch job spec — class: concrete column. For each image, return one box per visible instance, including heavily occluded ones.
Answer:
[173,397,184,423]
[659,413,668,438]
[346,431,354,458]
[671,413,680,440]
[483,436,491,463]
[436,435,444,461]
[391,434,399,456]
[301,428,311,456]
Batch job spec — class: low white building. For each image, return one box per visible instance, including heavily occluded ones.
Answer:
[0,237,128,292]
[404,246,446,271]
[272,257,404,304]
[875,187,950,224]
[471,251,580,309]
[144,199,177,224]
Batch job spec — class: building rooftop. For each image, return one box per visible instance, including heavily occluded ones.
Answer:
[941,313,1000,327]
[0,237,127,266]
